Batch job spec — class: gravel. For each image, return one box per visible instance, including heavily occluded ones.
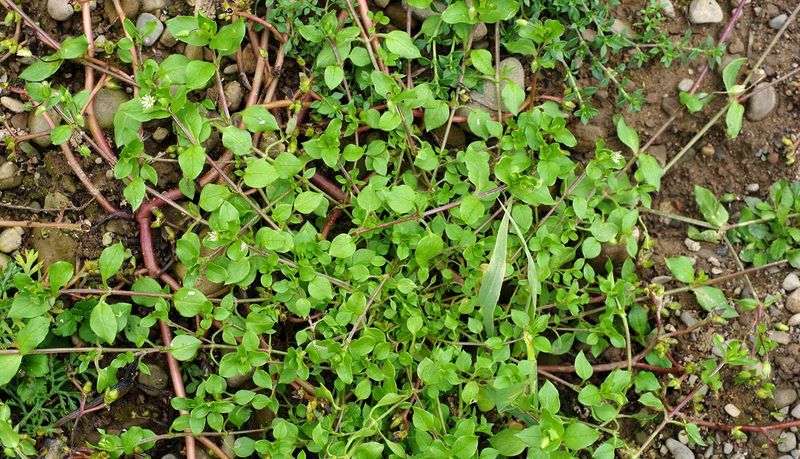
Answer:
[769,14,788,30]
[787,289,800,313]
[723,403,741,417]
[678,79,694,92]
[659,0,675,17]
[775,387,798,409]
[1,96,25,113]
[776,431,796,453]
[688,0,723,24]
[767,330,791,345]
[684,238,701,252]
[28,108,61,147]
[746,82,777,121]
[745,183,759,192]
[93,89,129,129]
[223,81,244,112]
[47,0,74,21]
[0,228,24,253]
[0,162,22,190]
[136,13,164,47]
[784,273,800,292]
[680,311,700,328]
[666,438,695,459]
[788,313,800,327]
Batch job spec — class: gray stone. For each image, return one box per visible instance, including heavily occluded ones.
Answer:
[745,183,759,192]
[0,162,22,190]
[31,229,78,268]
[666,438,695,459]
[136,13,163,47]
[141,0,165,11]
[184,44,205,61]
[791,403,800,419]
[723,443,733,454]
[678,78,694,93]
[659,0,675,17]
[137,363,169,396]
[680,311,700,328]
[769,14,788,30]
[788,313,800,327]
[457,57,525,118]
[472,23,488,41]
[768,330,792,345]
[724,403,741,417]
[104,0,140,22]
[27,109,61,147]
[93,89,129,129]
[787,289,800,313]
[572,123,607,153]
[784,273,800,292]
[159,28,178,47]
[374,0,389,7]
[223,81,244,112]
[746,82,777,121]
[776,431,796,453]
[152,127,169,141]
[0,228,24,253]
[688,0,724,24]
[610,18,632,37]
[43,192,72,210]
[47,0,74,21]
[1,96,25,113]
[775,388,798,409]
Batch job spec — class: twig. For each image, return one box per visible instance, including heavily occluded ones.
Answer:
[343,270,393,347]
[0,220,84,230]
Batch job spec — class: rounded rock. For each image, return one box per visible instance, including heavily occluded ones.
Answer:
[93,89,129,129]
[136,13,164,47]
[786,289,800,314]
[774,387,798,409]
[104,0,141,22]
[137,363,169,396]
[783,273,800,292]
[776,431,796,453]
[1,96,25,113]
[0,162,22,190]
[746,82,777,121]
[27,109,62,147]
[788,313,800,327]
[791,403,800,419]
[688,0,723,24]
[665,438,695,459]
[47,0,75,21]
[678,78,694,92]
[769,14,788,30]
[0,228,24,253]
[223,81,244,112]
[659,0,675,17]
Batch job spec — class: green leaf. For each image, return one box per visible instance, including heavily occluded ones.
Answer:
[199,183,230,211]
[563,422,600,450]
[470,49,494,75]
[171,334,202,361]
[385,185,417,214]
[329,234,356,258]
[240,105,279,132]
[635,153,662,191]
[221,126,252,156]
[639,392,664,410]
[679,91,707,113]
[294,191,324,214]
[49,124,72,145]
[243,159,278,188]
[17,317,50,354]
[91,301,117,344]
[694,185,728,227]
[0,355,22,386]
[0,419,19,448]
[48,261,74,293]
[501,81,525,114]
[209,19,246,56]
[384,30,421,59]
[424,100,449,131]
[324,66,345,90]
[415,232,444,266]
[99,242,126,284]
[694,286,736,318]
[479,207,509,337]
[20,59,62,82]
[722,57,746,93]
[615,116,639,154]
[185,60,216,90]
[178,144,206,180]
[124,177,146,211]
[582,236,601,259]
[173,287,212,317]
[59,35,89,59]
[575,350,593,381]
[665,256,694,283]
[725,102,744,138]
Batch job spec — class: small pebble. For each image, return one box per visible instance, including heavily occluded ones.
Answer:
[688,0,724,24]
[0,162,22,190]
[678,79,694,92]
[783,273,800,292]
[788,313,800,327]
[786,289,800,313]
[0,228,24,253]
[724,403,741,417]
[152,127,169,141]
[701,144,715,156]
[47,0,74,21]
[775,388,798,409]
[745,183,759,192]
[223,81,244,112]
[768,330,791,345]
[684,238,701,252]
[680,311,700,328]
[1,96,25,113]
[768,152,780,164]
[723,443,733,454]
[93,89,129,129]
[136,13,164,47]
[659,0,675,17]
[776,431,796,453]
[769,14,788,30]
[746,82,777,121]
[102,232,114,246]
[665,438,695,459]
[791,403,800,419]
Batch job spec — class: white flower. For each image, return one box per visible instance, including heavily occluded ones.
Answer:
[207,231,218,242]
[612,151,624,165]
[240,241,247,252]
[141,94,157,110]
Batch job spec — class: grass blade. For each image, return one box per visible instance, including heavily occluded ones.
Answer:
[479,203,510,337]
